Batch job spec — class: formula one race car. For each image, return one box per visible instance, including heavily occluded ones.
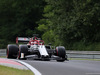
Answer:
[7,34,67,62]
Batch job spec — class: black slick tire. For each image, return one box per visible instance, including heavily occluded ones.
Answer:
[18,45,28,60]
[56,46,66,62]
[7,45,18,59]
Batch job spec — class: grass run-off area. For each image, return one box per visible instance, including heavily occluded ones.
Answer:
[0,65,34,75]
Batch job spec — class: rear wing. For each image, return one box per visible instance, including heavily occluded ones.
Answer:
[16,37,30,44]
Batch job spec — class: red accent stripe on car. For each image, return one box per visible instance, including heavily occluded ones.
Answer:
[16,37,18,44]
[56,48,58,56]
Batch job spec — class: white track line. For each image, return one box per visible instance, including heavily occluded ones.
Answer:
[16,60,42,75]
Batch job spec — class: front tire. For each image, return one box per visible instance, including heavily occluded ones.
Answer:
[56,46,66,62]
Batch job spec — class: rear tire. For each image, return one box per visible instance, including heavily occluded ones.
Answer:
[56,46,66,62]
[7,45,18,59]
[18,45,28,60]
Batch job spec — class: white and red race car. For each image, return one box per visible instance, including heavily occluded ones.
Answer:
[7,34,67,62]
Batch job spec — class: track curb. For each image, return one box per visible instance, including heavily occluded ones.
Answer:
[0,58,42,75]
[14,60,42,75]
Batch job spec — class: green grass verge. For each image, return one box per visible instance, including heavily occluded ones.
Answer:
[0,65,34,75]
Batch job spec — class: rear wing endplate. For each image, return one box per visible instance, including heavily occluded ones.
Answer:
[16,37,30,44]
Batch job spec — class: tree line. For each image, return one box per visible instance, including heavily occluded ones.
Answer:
[0,0,100,50]
[0,0,45,48]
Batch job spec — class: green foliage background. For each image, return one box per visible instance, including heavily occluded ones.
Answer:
[0,0,100,50]
[0,0,45,48]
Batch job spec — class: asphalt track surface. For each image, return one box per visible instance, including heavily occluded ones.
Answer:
[23,60,100,75]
